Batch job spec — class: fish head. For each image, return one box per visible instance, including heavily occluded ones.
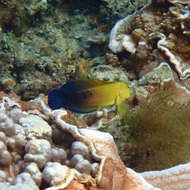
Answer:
[48,89,66,110]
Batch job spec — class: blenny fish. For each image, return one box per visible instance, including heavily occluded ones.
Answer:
[48,79,130,116]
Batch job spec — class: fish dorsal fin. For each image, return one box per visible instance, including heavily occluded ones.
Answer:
[60,79,109,93]
[88,79,107,85]
[74,79,108,89]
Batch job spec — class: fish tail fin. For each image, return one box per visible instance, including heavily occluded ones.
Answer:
[48,89,66,110]
[116,97,127,117]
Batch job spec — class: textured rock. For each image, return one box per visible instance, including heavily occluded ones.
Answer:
[24,139,51,169]
[19,114,52,139]
[43,162,74,187]
[0,94,190,190]
[24,162,42,186]
[71,141,89,158]
[11,172,39,190]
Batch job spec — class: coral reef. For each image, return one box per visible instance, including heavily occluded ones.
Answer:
[92,63,190,171]
[104,0,190,172]
[0,95,99,189]
[108,0,190,89]
[0,93,161,190]
[141,163,190,190]
[0,0,98,99]
[1,93,190,189]
[1,0,190,189]
[100,0,149,18]
[70,61,190,173]
[0,0,148,100]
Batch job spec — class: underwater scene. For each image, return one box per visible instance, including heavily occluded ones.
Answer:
[0,0,190,189]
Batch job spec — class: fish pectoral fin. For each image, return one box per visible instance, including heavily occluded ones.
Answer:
[115,96,127,117]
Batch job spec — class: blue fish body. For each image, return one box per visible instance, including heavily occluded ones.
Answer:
[48,81,87,113]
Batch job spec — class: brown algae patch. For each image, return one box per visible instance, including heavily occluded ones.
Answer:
[125,88,190,172]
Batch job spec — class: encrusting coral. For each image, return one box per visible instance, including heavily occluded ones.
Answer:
[0,92,161,190]
[141,163,190,190]
[1,93,190,189]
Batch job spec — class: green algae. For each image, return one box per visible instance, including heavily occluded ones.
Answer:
[101,0,150,18]
[100,116,132,165]
[124,88,190,172]
[89,62,190,171]
[0,0,149,100]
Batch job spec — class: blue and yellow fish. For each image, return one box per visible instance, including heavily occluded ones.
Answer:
[48,79,130,116]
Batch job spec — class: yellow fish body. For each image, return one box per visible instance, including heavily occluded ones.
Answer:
[48,79,130,116]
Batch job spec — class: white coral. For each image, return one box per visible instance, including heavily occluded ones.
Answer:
[42,162,74,189]
[108,13,136,53]
[154,33,190,80]
[0,95,190,190]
